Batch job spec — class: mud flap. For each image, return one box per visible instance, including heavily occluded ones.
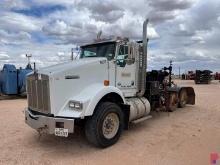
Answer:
[180,87,195,105]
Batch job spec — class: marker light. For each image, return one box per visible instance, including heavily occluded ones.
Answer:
[104,80,109,86]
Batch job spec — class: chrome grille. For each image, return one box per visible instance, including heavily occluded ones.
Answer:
[27,74,51,114]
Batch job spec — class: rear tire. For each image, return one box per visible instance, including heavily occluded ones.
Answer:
[168,92,178,112]
[179,90,188,108]
[85,102,124,148]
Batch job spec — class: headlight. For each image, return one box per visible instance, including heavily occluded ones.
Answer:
[69,101,83,110]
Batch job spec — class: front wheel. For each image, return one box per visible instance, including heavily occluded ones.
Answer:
[85,102,124,148]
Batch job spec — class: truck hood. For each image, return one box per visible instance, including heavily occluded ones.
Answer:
[37,57,107,76]
[35,57,109,116]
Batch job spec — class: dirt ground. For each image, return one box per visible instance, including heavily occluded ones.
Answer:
[0,80,220,165]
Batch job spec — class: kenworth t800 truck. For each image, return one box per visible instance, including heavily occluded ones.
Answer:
[25,19,195,147]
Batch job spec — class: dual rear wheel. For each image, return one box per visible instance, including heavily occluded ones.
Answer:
[168,89,188,112]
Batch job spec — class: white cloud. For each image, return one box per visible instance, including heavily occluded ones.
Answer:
[0,0,220,72]
[20,54,27,58]
[0,30,31,45]
[0,0,28,10]
[191,35,205,44]
[0,12,42,32]
[30,0,78,6]
[0,52,10,60]
[179,24,186,31]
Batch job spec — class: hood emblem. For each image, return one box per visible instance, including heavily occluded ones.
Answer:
[65,75,80,79]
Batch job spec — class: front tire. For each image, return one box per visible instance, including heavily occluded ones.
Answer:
[85,102,124,148]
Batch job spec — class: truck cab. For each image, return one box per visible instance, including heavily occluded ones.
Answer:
[25,37,150,145]
[25,19,195,147]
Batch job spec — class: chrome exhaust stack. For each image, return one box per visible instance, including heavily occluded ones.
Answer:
[137,18,149,97]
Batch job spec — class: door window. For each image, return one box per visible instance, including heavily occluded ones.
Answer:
[116,45,128,67]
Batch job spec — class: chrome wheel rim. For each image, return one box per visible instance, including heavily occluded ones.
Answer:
[102,113,119,139]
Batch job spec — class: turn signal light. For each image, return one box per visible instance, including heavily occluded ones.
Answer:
[104,80,109,86]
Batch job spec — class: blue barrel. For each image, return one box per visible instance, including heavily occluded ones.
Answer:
[0,64,18,95]
[18,68,32,94]
[0,70,2,94]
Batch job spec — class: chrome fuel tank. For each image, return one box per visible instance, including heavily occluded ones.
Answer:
[126,97,151,121]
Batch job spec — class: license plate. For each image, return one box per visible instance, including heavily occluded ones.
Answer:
[55,128,68,137]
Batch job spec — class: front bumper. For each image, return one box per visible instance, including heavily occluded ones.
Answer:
[25,108,74,135]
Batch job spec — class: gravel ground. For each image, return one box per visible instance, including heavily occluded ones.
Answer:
[0,80,220,165]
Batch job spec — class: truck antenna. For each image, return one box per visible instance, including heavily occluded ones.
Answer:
[75,46,80,59]
[26,54,32,64]
[97,30,102,40]
[71,48,74,61]
[26,54,32,69]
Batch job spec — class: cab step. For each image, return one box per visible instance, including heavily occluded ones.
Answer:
[131,115,152,124]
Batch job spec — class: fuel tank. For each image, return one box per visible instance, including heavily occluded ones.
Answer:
[126,97,151,121]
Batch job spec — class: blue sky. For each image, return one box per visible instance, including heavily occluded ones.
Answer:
[0,0,220,73]
[11,4,66,17]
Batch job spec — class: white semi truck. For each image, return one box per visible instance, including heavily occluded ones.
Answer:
[25,19,195,147]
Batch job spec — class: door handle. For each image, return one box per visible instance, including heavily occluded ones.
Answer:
[112,59,117,64]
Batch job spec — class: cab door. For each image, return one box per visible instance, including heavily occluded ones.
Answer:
[115,44,137,97]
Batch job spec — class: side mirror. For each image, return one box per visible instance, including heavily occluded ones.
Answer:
[107,53,113,60]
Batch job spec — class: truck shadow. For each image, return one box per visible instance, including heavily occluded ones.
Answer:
[27,127,101,158]
[127,105,195,132]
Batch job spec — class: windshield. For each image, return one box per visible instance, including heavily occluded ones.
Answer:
[80,42,116,60]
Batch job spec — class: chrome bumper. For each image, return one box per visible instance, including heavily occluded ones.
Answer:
[25,108,74,134]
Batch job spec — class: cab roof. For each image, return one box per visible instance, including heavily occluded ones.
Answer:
[80,37,129,48]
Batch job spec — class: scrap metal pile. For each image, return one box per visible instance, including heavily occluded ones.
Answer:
[194,70,212,84]
[182,71,195,80]
[214,72,220,80]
